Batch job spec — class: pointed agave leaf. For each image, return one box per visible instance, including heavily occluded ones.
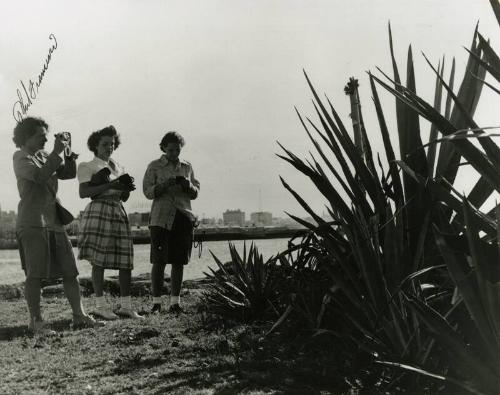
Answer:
[303,70,384,205]
[444,58,455,120]
[433,227,497,352]
[375,361,484,394]
[490,0,500,28]
[402,45,428,178]
[284,211,318,232]
[427,58,445,176]
[306,105,374,214]
[266,305,293,337]
[369,74,406,211]
[396,160,498,237]
[422,52,500,169]
[497,204,500,259]
[388,30,428,179]
[463,200,500,350]
[464,43,500,86]
[306,104,376,218]
[278,144,357,222]
[431,40,499,189]
[372,73,500,195]
[407,297,500,391]
[477,33,500,83]
[436,28,482,183]
[296,108,356,204]
[467,176,494,210]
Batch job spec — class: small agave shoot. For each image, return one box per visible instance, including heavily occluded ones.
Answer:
[203,242,281,322]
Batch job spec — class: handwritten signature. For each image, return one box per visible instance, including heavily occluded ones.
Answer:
[12,34,58,123]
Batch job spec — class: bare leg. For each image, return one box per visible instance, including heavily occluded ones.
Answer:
[116,269,143,319]
[92,266,105,297]
[170,264,184,297]
[25,276,42,321]
[63,276,86,318]
[119,269,131,297]
[151,263,166,297]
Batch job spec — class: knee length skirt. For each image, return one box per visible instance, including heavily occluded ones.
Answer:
[17,227,79,279]
[77,199,133,270]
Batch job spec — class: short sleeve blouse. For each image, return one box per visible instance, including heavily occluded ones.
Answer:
[77,156,125,196]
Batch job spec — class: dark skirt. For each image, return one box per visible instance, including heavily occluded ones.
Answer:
[149,210,193,266]
[17,227,79,279]
[78,198,133,270]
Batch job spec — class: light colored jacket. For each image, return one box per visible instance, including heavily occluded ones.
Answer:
[143,155,200,229]
[13,149,75,230]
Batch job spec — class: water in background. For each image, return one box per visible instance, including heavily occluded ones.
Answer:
[0,238,290,285]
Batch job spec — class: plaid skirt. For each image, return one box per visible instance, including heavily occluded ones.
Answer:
[77,198,133,270]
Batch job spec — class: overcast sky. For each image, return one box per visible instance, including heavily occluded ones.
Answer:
[1,0,498,220]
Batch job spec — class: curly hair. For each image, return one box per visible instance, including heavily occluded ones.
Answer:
[87,125,121,155]
[160,131,185,152]
[12,117,48,148]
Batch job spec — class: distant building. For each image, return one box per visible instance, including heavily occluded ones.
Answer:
[128,212,149,228]
[223,209,245,226]
[200,217,216,226]
[250,211,272,226]
[272,216,305,228]
[0,209,17,238]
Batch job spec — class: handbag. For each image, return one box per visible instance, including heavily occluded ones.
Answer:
[46,182,75,226]
[55,201,75,225]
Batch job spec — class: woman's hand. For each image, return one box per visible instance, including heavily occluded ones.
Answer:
[52,135,66,156]
[109,179,130,191]
[121,191,130,202]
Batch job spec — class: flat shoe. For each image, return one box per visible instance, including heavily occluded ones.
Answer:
[72,315,105,329]
[28,320,57,336]
[93,308,118,321]
[116,308,145,320]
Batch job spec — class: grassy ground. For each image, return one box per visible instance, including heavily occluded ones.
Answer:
[0,282,354,395]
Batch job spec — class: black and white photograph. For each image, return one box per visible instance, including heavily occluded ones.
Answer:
[1,0,499,393]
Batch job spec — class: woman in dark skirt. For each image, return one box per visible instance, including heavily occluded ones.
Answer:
[77,126,143,320]
[143,131,200,314]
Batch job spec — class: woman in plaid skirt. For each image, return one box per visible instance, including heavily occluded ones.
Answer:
[77,126,143,320]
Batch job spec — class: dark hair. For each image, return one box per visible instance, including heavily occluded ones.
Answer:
[160,131,185,152]
[12,117,48,148]
[87,125,121,155]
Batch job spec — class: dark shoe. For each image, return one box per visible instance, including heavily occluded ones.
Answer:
[151,304,162,315]
[168,304,183,314]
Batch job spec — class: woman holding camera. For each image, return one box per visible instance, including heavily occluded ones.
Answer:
[12,117,99,332]
[143,131,200,314]
[77,125,143,320]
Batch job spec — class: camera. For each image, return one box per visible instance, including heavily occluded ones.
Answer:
[175,176,186,184]
[55,132,72,157]
[118,173,136,191]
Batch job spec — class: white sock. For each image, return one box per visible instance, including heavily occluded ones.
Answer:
[170,295,180,306]
[153,296,162,305]
[95,296,105,309]
[121,296,132,310]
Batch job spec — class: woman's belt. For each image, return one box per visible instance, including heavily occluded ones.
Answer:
[91,194,121,202]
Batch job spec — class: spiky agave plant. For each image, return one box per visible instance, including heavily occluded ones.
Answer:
[277,16,494,391]
[202,242,282,322]
[371,2,500,393]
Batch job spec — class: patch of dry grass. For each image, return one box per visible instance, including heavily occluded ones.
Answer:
[0,287,352,395]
